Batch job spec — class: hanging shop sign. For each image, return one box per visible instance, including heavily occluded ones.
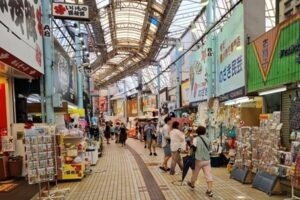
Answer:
[52,3,90,21]
[127,98,138,117]
[189,45,208,103]
[216,4,245,99]
[248,14,300,92]
[53,41,77,104]
[142,95,157,112]
[99,97,107,112]
[159,88,168,106]
[181,80,190,107]
[0,0,44,77]
[116,99,124,117]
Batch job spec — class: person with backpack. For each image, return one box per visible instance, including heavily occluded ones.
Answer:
[144,120,157,156]
[187,126,213,197]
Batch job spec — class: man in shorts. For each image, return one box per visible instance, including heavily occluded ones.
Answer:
[159,117,172,171]
[144,120,157,156]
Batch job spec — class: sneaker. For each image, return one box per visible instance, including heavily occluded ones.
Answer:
[149,152,153,156]
[144,145,147,148]
[206,190,213,197]
[159,166,166,171]
[170,171,175,175]
[154,153,157,156]
[166,168,170,171]
[187,182,195,190]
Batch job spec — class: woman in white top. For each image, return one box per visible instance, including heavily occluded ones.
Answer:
[169,121,185,175]
[159,117,172,171]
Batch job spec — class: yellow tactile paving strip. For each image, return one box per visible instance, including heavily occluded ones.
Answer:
[48,139,287,200]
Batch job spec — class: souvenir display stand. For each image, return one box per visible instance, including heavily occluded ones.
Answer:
[56,129,86,180]
[252,115,283,195]
[231,127,255,184]
[24,126,70,200]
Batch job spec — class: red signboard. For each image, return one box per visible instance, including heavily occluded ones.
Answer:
[0,48,42,78]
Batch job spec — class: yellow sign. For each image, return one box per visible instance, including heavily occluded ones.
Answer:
[69,108,85,117]
[181,81,190,107]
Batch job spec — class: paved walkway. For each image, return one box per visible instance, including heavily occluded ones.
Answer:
[51,138,287,200]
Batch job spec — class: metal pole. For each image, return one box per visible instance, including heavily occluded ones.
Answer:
[75,22,83,108]
[207,0,216,140]
[157,64,161,116]
[137,70,143,116]
[42,0,55,123]
[175,49,182,110]
[123,80,127,121]
[40,76,45,123]
[107,87,111,116]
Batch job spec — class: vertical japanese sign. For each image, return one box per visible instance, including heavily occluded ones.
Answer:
[181,81,190,107]
[0,0,44,76]
[52,3,89,21]
[216,4,245,97]
[189,45,208,103]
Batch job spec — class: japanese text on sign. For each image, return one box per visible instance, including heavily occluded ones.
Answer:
[0,0,42,42]
[219,36,241,63]
[53,3,89,20]
[219,55,243,83]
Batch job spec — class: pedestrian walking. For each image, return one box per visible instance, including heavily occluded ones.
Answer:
[119,123,127,146]
[104,121,111,144]
[159,117,172,171]
[144,120,157,156]
[187,126,213,197]
[170,121,185,175]
[114,122,121,143]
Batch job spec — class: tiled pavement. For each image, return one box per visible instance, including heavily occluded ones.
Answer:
[48,138,288,200]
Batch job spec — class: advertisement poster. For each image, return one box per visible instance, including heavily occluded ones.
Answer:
[189,45,208,103]
[1,136,14,152]
[216,4,245,97]
[143,95,157,112]
[181,81,190,107]
[99,97,107,112]
[53,42,77,103]
[0,0,44,76]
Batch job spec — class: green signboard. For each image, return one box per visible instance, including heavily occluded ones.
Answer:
[247,14,300,93]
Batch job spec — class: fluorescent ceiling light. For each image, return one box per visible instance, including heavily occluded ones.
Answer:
[68,104,78,110]
[176,40,183,51]
[224,96,254,106]
[258,86,287,96]
[201,0,209,6]
[236,46,243,50]
[191,23,197,32]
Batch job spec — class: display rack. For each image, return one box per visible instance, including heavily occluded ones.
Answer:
[56,131,86,180]
[231,127,254,184]
[25,126,70,199]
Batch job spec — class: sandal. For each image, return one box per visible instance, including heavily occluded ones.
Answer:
[206,190,213,197]
[187,182,195,190]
